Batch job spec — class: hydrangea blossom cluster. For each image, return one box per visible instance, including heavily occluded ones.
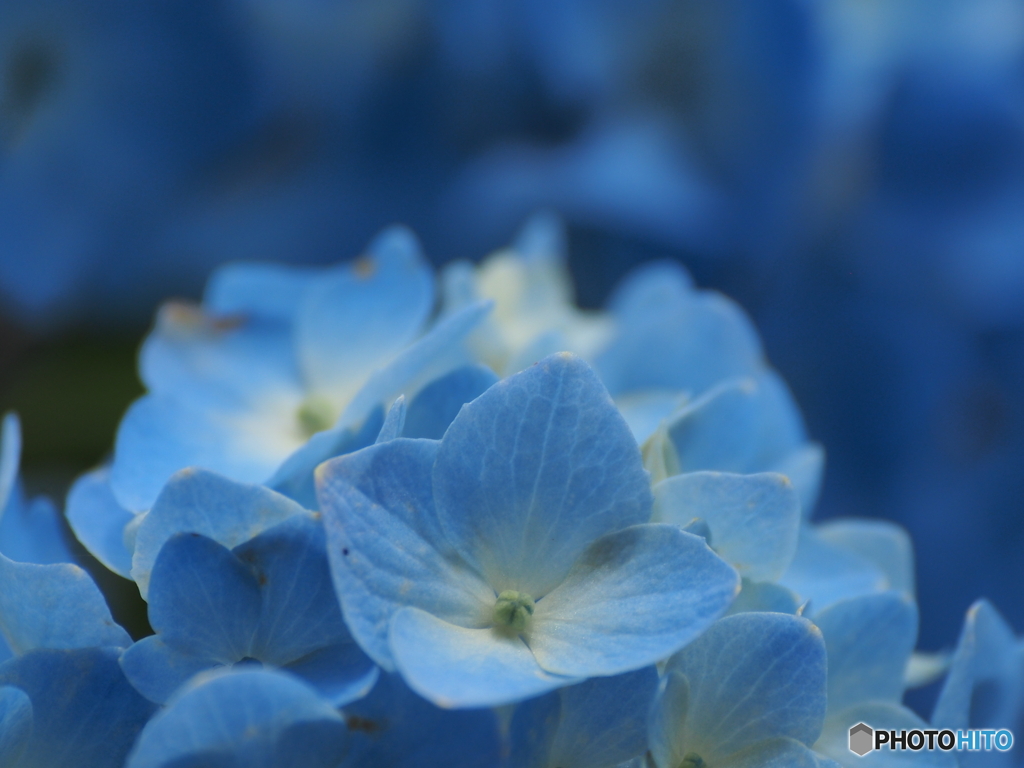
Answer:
[1,214,1020,767]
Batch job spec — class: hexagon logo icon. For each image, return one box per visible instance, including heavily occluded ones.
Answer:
[849,723,874,756]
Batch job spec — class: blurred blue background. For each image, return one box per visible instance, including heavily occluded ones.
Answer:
[0,0,1022,698]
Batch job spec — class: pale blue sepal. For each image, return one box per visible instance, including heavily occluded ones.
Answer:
[111,394,291,513]
[615,390,688,445]
[663,378,760,473]
[606,260,694,322]
[131,468,306,599]
[0,495,73,566]
[0,685,31,766]
[139,309,300,408]
[596,290,762,398]
[772,443,826,520]
[296,225,434,400]
[665,612,828,760]
[779,526,888,610]
[125,668,349,768]
[268,406,383,510]
[389,607,579,708]
[339,300,493,430]
[147,533,262,663]
[816,702,957,768]
[932,599,1022,735]
[404,365,499,440]
[722,738,843,768]
[529,525,739,677]
[509,667,659,768]
[120,635,213,705]
[340,672,502,768]
[0,413,19,516]
[904,651,951,689]
[433,353,652,597]
[813,592,918,714]
[205,262,323,321]
[316,439,495,671]
[375,396,407,444]
[0,553,130,653]
[284,642,380,707]
[727,580,801,615]
[653,471,801,582]
[0,647,157,768]
[816,520,915,597]
[66,467,136,578]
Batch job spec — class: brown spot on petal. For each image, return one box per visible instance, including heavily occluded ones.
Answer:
[352,256,377,279]
[345,715,386,734]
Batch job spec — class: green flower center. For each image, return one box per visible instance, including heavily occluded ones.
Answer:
[493,590,535,632]
[296,396,336,438]
[679,753,705,768]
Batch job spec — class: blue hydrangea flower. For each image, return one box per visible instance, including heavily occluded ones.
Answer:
[125,667,349,768]
[0,413,73,566]
[317,353,739,707]
[648,611,839,768]
[441,212,612,376]
[809,592,955,767]
[108,226,488,513]
[117,468,376,706]
[931,600,1022,768]
[506,666,659,768]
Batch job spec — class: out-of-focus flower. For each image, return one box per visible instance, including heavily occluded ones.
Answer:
[317,353,738,707]
[648,611,838,768]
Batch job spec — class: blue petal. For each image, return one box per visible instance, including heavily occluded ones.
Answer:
[404,365,499,440]
[0,553,130,653]
[111,394,299,513]
[139,306,301,408]
[932,600,1022,733]
[433,353,653,597]
[204,262,323,321]
[316,439,494,669]
[662,378,761,474]
[779,526,888,611]
[510,667,659,768]
[131,468,305,599]
[295,226,434,402]
[721,738,842,768]
[66,467,136,578]
[816,520,915,597]
[0,647,157,768]
[596,290,762,397]
[0,685,31,766]
[813,592,918,714]
[654,471,801,582]
[339,300,492,430]
[340,672,502,768]
[234,514,351,664]
[148,533,262,663]
[268,406,383,510]
[530,524,739,677]
[284,642,380,707]
[389,606,577,708]
[0,413,19,516]
[126,668,348,768]
[375,396,407,444]
[119,635,214,705]
[665,612,828,760]
[648,671,690,768]
[816,702,957,768]
[606,260,694,322]
[0,494,73,566]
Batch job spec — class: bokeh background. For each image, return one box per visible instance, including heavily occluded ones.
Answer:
[1,0,1022,714]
